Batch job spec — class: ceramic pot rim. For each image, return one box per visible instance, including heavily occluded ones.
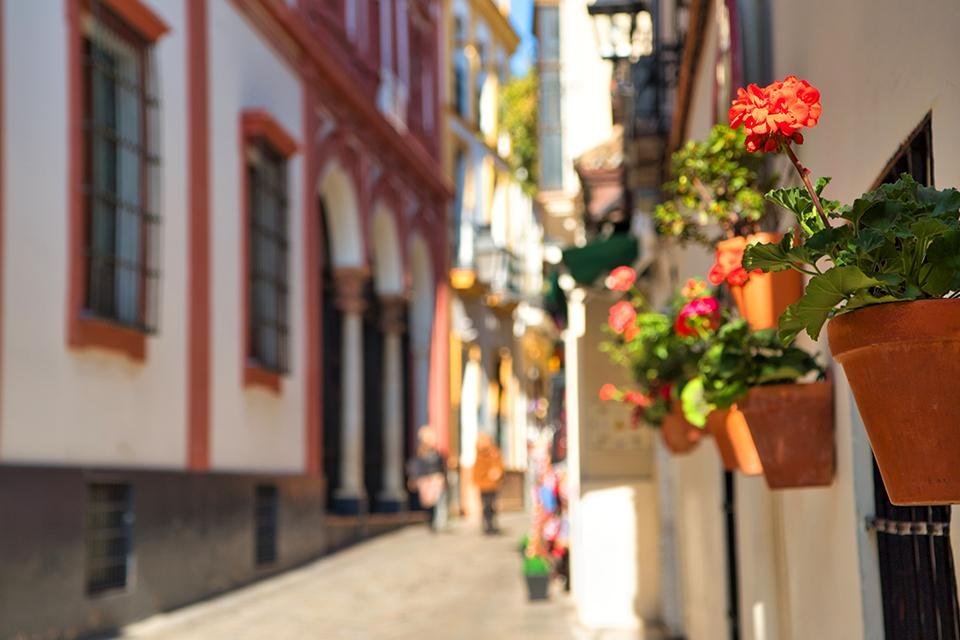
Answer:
[827,299,960,359]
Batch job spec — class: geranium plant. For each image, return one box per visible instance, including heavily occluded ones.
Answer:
[732,76,960,343]
[654,124,774,245]
[600,273,720,426]
[681,320,825,426]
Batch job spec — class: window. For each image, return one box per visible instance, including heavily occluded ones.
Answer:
[453,16,469,117]
[254,484,279,566]
[247,142,289,375]
[86,483,133,595]
[537,6,563,190]
[474,41,487,126]
[241,111,298,387]
[82,6,161,331]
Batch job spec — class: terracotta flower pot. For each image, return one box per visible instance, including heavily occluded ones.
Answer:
[726,233,805,330]
[661,409,704,454]
[739,382,835,490]
[828,299,960,505]
[706,409,763,475]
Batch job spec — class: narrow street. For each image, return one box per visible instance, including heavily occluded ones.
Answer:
[113,513,578,640]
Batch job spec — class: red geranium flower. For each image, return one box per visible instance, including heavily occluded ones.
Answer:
[675,296,721,338]
[729,76,821,153]
[598,383,620,402]
[681,278,707,300]
[709,239,762,287]
[608,300,637,335]
[606,266,637,292]
[624,390,652,407]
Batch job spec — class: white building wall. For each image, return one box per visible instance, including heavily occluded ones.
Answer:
[559,0,613,194]
[566,289,662,630]
[767,1,960,637]
[1,0,189,468]
[208,0,306,473]
[662,2,960,638]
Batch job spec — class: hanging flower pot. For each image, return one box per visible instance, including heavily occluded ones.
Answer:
[661,408,704,454]
[717,233,804,331]
[706,409,762,475]
[828,299,960,505]
[738,381,834,489]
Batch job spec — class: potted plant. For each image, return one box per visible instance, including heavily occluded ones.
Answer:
[735,76,960,503]
[599,272,720,454]
[654,124,803,329]
[682,319,830,485]
[522,554,552,601]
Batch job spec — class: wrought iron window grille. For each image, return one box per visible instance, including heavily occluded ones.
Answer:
[82,4,162,333]
[254,484,279,566]
[85,482,134,595]
[247,142,291,375]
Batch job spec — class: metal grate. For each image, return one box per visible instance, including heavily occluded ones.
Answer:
[254,484,279,566]
[247,141,290,374]
[85,483,133,595]
[82,4,162,332]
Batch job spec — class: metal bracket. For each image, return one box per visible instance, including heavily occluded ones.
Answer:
[865,516,949,537]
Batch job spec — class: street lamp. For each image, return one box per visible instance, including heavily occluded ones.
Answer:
[587,0,651,63]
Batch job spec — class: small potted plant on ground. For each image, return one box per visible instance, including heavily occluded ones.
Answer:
[522,553,552,602]
[682,320,830,486]
[734,76,960,503]
[599,272,720,454]
[654,124,803,330]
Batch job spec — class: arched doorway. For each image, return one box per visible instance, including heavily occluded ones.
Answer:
[367,205,407,511]
[319,199,342,510]
[408,233,435,439]
[317,161,364,513]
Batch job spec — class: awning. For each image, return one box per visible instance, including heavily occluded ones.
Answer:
[561,233,639,287]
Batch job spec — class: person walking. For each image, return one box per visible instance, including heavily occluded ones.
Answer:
[473,432,504,535]
[407,426,447,532]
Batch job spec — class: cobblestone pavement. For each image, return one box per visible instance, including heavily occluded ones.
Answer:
[114,513,580,640]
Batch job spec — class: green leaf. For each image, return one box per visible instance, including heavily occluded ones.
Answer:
[777,304,807,345]
[766,186,826,236]
[842,290,901,313]
[742,241,795,273]
[814,176,831,196]
[680,378,713,428]
[782,266,885,341]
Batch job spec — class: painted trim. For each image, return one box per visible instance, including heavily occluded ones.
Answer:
[235,0,452,199]
[187,0,211,470]
[303,79,322,476]
[0,0,4,456]
[239,110,298,396]
[668,0,712,154]
[99,0,171,42]
[241,109,300,158]
[66,0,166,362]
[244,362,282,393]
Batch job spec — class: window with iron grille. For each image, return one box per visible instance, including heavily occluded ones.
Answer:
[537,5,563,191]
[247,141,290,374]
[82,6,161,331]
[85,483,133,595]
[254,484,279,566]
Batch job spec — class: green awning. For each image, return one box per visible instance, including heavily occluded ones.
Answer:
[561,233,639,286]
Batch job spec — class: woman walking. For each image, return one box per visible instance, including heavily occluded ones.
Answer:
[407,425,447,531]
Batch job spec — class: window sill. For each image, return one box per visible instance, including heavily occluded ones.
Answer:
[244,362,283,394]
[69,315,147,361]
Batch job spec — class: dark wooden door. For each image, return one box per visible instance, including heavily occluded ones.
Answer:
[362,287,384,508]
[871,114,960,640]
[320,203,342,510]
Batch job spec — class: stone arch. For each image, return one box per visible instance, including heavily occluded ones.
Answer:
[370,203,404,295]
[409,233,435,432]
[318,160,364,268]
